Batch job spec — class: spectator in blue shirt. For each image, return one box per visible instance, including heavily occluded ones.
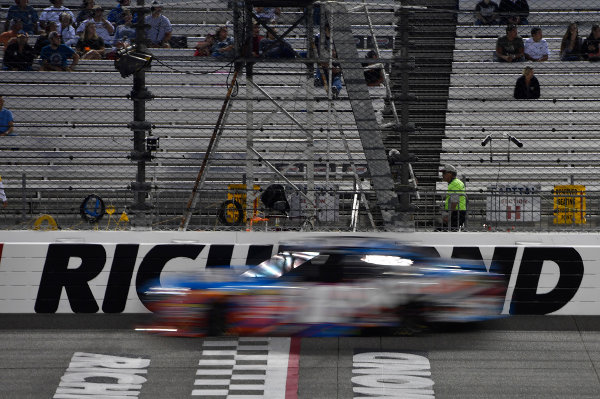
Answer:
[40,31,79,71]
[212,26,234,57]
[5,0,38,34]
[107,0,136,26]
[0,96,15,137]
[113,9,136,48]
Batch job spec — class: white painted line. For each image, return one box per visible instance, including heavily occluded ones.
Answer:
[193,380,230,386]
[202,350,238,356]
[231,374,266,380]
[198,359,236,366]
[196,369,234,376]
[234,354,269,361]
[226,396,267,399]
[237,345,269,351]
[264,338,291,399]
[194,338,292,399]
[191,389,230,396]
[232,364,268,370]
[227,384,267,390]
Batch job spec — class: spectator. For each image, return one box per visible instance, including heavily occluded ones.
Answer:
[34,21,57,55]
[107,0,136,26]
[3,33,34,70]
[0,96,15,137]
[524,27,549,62]
[474,0,499,26]
[363,50,384,86]
[194,33,215,57]
[5,0,38,34]
[0,19,23,47]
[561,23,584,61]
[315,48,342,99]
[314,24,343,99]
[39,0,74,30]
[40,31,79,71]
[440,164,466,231]
[76,0,95,27]
[498,0,529,25]
[145,0,172,48]
[514,66,540,99]
[76,6,115,46]
[113,9,136,48]
[255,7,280,23]
[212,26,234,57]
[259,29,295,58]
[582,25,600,62]
[76,22,105,59]
[251,23,263,57]
[495,24,524,62]
[59,12,78,46]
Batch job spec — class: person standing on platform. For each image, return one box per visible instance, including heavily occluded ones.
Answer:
[440,164,466,231]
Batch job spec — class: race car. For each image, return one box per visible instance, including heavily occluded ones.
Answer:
[138,237,506,337]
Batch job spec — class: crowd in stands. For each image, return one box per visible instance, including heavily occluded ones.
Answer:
[0,0,388,97]
[470,1,600,100]
[0,0,172,70]
[473,0,600,62]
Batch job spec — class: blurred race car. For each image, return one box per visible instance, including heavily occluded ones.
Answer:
[138,237,506,337]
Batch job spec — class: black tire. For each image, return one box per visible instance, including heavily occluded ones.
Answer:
[393,301,430,336]
[217,200,244,226]
[80,194,106,223]
[206,301,229,336]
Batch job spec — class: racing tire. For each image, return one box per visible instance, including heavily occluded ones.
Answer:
[206,301,229,336]
[393,301,430,336]
[217,200,244,226]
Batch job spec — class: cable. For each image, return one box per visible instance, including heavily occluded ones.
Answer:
[151,55,238,75]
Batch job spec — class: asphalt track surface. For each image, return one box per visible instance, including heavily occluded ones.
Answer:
[2,315,600,399]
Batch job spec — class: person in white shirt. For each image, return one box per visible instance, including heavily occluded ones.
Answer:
[39,0,74,30]
[76,5,115,46]
[58,12,77,46]
[145,0,172,48]
[524,27,550,62]
[0,177,7,208]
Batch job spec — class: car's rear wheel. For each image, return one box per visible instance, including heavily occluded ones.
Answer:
[207,301,229,336]
[393,301,430,336]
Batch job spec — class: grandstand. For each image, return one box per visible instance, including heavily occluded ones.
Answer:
[0,0,400,231]
[0,0,599,232]
[441,0,600,230]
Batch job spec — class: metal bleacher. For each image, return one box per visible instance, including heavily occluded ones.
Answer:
[438,1,600,228]
[0,1,395,229]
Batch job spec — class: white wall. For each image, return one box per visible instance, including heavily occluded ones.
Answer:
[0,230,598,314]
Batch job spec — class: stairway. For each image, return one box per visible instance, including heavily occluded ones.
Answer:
[387,0,458,228]
[388,0,457,186]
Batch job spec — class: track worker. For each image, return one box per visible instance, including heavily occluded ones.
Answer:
[441,164,466,231]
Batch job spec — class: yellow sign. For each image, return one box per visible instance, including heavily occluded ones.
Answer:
[553,185,586,224]
[227,184,261,220]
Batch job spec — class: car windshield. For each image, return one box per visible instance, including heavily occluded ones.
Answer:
[242,251,320,278]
